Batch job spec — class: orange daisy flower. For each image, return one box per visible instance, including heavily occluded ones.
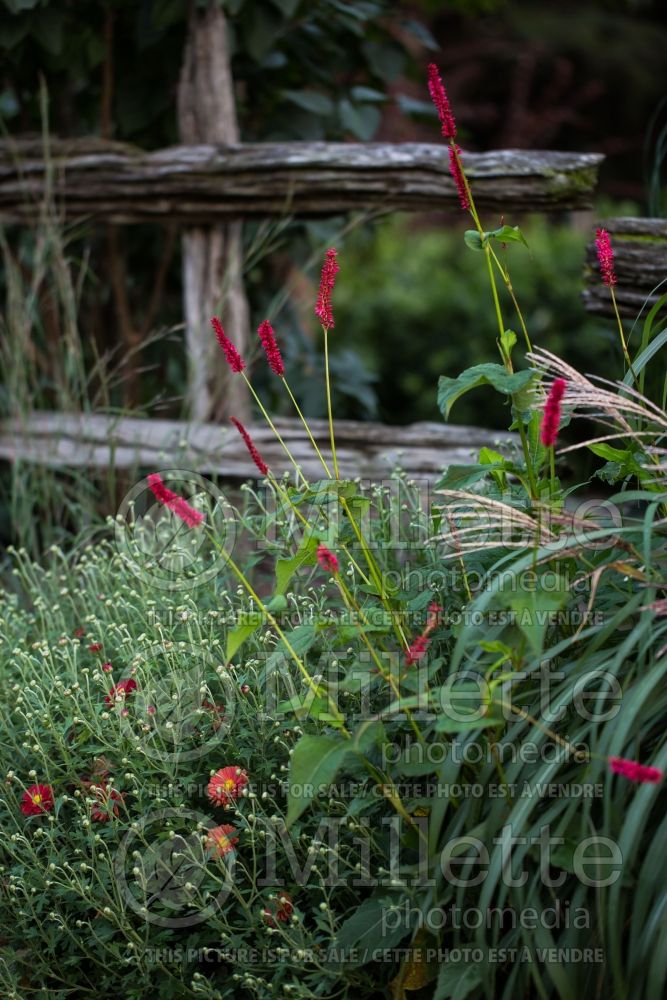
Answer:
[206,823,239,857]
[207,766,249,807]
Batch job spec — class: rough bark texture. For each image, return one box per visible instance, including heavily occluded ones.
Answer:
[0,413,515,487]
[0,141,602,220]
[177,2,250,423]
[582,218,667,317]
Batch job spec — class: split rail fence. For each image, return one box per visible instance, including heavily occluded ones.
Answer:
[0,6,664,486]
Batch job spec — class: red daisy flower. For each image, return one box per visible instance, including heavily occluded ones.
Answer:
[88,643,103,653]
[262,892,294,927]
[207,767,249,807]
[84,782,124,822]
[21,783,54,816]
[104,678,137,706]
[206,823,239,857]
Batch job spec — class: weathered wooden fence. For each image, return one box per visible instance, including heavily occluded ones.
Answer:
[0,4,663,485]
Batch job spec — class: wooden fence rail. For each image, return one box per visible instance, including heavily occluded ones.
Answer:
[0,140,603,223]
[0,412,512,487]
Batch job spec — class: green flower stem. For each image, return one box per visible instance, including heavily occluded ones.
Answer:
[241,372,308,488]
[209,534,347,729]
[323,326,340,479]
[339,494,409,651]
[610,285,638,387]
[282,375,333,479]
[489,243,532,353]
[333,572,426,747]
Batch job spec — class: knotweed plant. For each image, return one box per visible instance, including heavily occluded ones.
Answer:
[1,64,666,1000]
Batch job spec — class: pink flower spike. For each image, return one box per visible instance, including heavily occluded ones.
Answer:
[211,316,245,373]
[230,417,269,477]
[315,248,339,330]
[147,473,205,527]
[448,145,469,211]
[540,378,567,448]
[609,756,663,784]
[595,228,617,287]
[427,63,457,139]
[317,544,339,575]
[258,320,284,377]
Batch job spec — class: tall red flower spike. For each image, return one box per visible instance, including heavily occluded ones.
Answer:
[258,320,284,377]
[427,63,457,139]
[315,248,339,329]
[316,544,339,575]
[211,316,245,373]
[609,756,663,784]
[230,417,269,476]
[147,473,204,527]
[448,145,470,211]
[540,378,567,448]
[595,229,617,287]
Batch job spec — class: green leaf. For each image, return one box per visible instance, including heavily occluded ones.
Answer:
[330,895,410,968]
[437,364,536,421]
[500,328,517,357]
[486,223,529,249]
[436,462,499,490]
[268,0,301,16]
[274,535,318,596]
[464,230,485,251]
[350,85,387,103]
[338,99,381,140]
[501,573,571,656]
[225,613,262,661]
[283,89,334,116]
[286,735,350,826]
[434,960,482,1000]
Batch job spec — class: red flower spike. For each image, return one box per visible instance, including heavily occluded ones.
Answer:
[230,417,269,476]
[448,145,469,211]
[147,473,204,528]
[427,63,457,139]
[258,320,284,377]
[540,378,567,448]
[211,316,245,373]
[21,783,54,816]
[315,248,339,329]
[595,228,617,288]
[317,544,339,575]
[609,757,663,784]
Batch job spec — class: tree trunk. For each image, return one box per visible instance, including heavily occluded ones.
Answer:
[178,2,249,422]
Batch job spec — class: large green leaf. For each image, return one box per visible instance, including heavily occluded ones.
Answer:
[437,364,536,421]
[329,895,410,968]
[225,613,261,662]
[274,535,318,596]
[286,734,350,826]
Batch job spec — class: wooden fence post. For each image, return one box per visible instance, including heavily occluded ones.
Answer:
[177,1,250,423]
